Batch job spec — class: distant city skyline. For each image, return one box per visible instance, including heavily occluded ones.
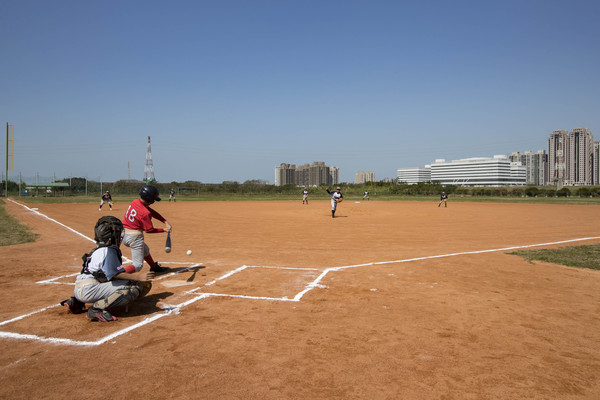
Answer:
[397,127,599,187]
[1,1,598,184]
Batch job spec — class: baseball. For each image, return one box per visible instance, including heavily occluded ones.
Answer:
[186,250,192,256]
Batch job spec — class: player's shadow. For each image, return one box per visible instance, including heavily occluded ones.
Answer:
[113,291,175,318]
[182,265,205,282]
[167,265,206,282]
[114,266,207,318]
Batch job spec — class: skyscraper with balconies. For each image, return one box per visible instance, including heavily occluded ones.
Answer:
[568,127,593,185]
[548,130,569,185]
[548,128,594,186]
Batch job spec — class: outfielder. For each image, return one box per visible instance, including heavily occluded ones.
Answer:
[122,185,172,274]
[99,190,113,211]
[438,191,448,207]
[61,216,154,322]
[302,189,309,205]
[326,187,343,218]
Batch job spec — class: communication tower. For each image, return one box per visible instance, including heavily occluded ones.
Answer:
[143,136,156,183]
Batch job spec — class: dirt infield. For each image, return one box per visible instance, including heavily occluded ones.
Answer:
[1,199,600,399]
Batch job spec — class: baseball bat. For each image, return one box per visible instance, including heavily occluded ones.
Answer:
[165,231,172,253]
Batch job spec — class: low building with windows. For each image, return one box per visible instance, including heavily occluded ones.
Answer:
[397,167,431,184]
[430,156,526,186]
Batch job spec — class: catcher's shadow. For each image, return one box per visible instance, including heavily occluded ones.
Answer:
[114,291,175,318]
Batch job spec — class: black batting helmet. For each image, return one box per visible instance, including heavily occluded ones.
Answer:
[139,185,161,204]
[94,216,123,247]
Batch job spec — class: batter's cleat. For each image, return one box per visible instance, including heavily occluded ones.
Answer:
[87,307,117,322]
[60,297,86,314]
[150,263,168,274]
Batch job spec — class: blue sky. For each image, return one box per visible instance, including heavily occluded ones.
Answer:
[1,0,599,184]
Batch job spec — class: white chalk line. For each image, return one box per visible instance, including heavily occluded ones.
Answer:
[3,198,600,346]
[6,198,132,264]
[4,236,600,346]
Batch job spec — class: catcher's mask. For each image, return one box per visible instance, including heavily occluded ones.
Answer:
[139,185,161,204]
[94,216,123,247]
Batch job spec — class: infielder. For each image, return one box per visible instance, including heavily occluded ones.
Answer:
[438,191,448,207]
[326,187,343,218]
[61,216,154,322]
[169,188,176,202]
[122,185,172,274]
[99,190,113,211]
[302,189,309,205]
[363,191,369,200]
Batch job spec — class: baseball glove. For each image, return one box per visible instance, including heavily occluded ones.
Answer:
[336,198,343,203]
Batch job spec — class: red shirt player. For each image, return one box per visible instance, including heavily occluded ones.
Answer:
[122,185,172,274]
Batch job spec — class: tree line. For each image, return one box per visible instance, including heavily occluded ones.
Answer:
[2,177,600,198]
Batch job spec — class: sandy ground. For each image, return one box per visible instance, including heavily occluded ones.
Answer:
[1,198,600,399]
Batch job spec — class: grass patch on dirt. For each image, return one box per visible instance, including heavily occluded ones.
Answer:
[0,200,38,246]
[509,244,600,271]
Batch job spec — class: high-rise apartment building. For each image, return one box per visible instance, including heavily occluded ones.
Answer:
[548,128,594,186]
[275,163,297,186]
[548,130,569,185]
[274,161,339,186]
[568,127,593,185]
[355,171,376,184]
[509,150,548,186]
[593,142,600,185]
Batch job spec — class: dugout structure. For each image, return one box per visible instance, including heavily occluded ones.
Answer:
[26,182,70,197]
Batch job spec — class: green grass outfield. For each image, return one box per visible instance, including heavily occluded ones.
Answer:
[510,245,600,271]
[8,193,600,205]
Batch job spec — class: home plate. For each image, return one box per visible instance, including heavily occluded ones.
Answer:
[161,280,195,288]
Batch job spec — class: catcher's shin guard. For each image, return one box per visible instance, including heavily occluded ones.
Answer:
[93,281,143,311]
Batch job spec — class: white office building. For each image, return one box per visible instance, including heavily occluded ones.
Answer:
[397,167,431,184]
[430,156,526,186]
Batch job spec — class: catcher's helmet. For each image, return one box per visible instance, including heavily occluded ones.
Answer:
[94,216,123,246]
[139,185,161,204]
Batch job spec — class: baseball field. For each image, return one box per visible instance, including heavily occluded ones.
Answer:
[1,198,599,399]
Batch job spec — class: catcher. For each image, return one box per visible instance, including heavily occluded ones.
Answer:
[326,187,343,218]
[61,216,154,322]
[99,190,113,211]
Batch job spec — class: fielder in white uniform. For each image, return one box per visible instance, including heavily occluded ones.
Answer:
[302,189,309,205]
[326,187,343,218]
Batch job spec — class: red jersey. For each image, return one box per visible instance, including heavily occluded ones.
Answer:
[123,198,166,233]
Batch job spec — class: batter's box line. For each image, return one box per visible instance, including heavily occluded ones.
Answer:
[184,265,322,298]
[0,294,209,346]
[1,235,598,347]
[0,265,314,347]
